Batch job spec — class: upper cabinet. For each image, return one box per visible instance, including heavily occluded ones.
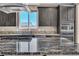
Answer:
[38,7,58,26]
[0,11,16,26]
[60,6,75,23]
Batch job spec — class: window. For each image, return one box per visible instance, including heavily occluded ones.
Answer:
[29,12,37,27]
[19,11,28,27]
[19,11,37,28]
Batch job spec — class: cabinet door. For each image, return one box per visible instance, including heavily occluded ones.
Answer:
[19,42,29,52]
[0,11,16,26]
[30,38,38,52]
[38,7,57,26]
[16,42,29,52]
[68,8,74,21]
[60,7,74,22]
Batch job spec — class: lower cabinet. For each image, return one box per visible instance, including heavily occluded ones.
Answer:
[16,38,38,52]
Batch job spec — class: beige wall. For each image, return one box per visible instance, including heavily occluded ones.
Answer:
[0,27,17,35]
[76,4,79,52]
[0,27,17,31]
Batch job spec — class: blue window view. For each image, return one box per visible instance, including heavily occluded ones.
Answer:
[19,11,37,27]
[29,12,37,27]
[19,11,28,27]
